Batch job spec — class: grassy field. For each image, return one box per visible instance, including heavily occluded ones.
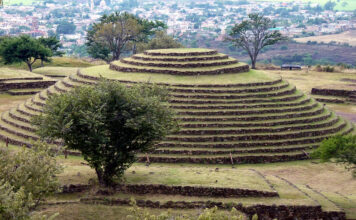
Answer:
[0,57,100,71]
[42,155,356,219]
[295,30,356,46]
[33,67,79,77]
[0,67,52,79]
[255,0,356,11]
[4,0,41,5]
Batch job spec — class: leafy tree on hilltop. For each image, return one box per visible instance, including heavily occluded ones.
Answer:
[227,13,286,69]
[0,35,52,72]
[38,36,64,67]
[86,12,165,62]
[33,80,178,186]
[312,135,356,177]
[136,30,183,53]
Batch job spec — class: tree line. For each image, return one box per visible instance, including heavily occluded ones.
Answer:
[0,12,286,71]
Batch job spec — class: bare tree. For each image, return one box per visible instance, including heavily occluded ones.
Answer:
[227,13,286,69]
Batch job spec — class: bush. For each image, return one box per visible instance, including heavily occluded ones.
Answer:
[0,141,62,219]
[312,135,356,176]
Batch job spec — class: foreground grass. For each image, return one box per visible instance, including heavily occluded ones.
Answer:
[53,154,356,218]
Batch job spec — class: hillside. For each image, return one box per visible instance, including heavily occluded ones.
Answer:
[295,30,356,47]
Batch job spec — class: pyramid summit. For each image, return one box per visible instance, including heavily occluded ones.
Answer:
[0,48,353,164]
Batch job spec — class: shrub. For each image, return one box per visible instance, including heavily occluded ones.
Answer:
[312,135,356,176]
[0,141,62,219]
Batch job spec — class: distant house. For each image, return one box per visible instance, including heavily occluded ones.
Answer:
[281,64,302,70]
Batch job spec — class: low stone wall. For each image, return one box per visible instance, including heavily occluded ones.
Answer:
[144,50,217,56]
[165,122,346,142]
[1,114,35,132]
[311,88,355,97]
[153,145,316,155]
[176,117,338,136]
[62,183,278,198]
[80,197,346,219]
[109,63,250,76]
[173,99,310,110]
[6,90,40,96]
[171,87,296,100]
[0,77,43,82]
[138,153,309,164]
[178,107,325,122]
[315,97,345,104]
[0,81,56,91]
[169,94,303,105]
[115,184,278,198]
[181,112,332,128]
[132,54,229,62]
[176,103,317,116]
[120,58,238,68]
[169,83,289,94]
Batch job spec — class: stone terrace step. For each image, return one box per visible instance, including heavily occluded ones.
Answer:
[180,112,332,128]
[165,119,347,142]
[158,122,354,149]
[132,53,229,62]
[176,105,325,122]
[175,102,318,116]
[154,144,318,155]
[121,57,239,68]
[175,116,339,135]
[110,61,250,76]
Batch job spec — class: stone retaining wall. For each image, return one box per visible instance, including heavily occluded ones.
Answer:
[170,87,296,99]
[172,99,310,110]
[61,183,278,198]
[132,54,229,62]
[311,88,355,97]
[79,197,346,219]
[120,58,238,68]
[176,103,317,116]
[165,122,346,142]
[144,50,217,56]
[181,113,332,128]
[178,107,324,122]
[109,63,250,76]
[0,81,56,91]
[169,83,289,94]
[138,153,309,164]
[176,117,338,135]
[153,145,316,155]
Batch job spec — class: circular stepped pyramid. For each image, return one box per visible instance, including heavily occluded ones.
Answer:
[0,48,354,164]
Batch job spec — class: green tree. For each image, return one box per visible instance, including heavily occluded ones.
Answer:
[0,35,52,72]
[0,142,62,219]
[38,36,64,67]
[136,31,183,53]
[227,13,286,69]
[312,135,356,176]
[86,12,165,62]
[56,21,76,35]
[33,80,178,186]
